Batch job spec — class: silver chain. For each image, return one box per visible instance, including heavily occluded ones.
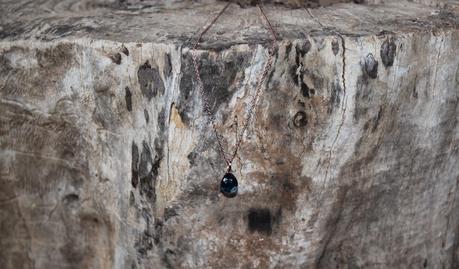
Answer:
[191,3,278,171]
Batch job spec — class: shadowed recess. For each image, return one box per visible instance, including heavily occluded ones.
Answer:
[248,208,272,235]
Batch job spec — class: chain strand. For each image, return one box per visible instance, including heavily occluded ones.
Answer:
[191,3,278,170]
[191,52,231,164]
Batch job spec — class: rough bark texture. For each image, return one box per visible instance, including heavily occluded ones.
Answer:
[0,0,458,268]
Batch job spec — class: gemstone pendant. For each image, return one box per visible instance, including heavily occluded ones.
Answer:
[220,172,238,198]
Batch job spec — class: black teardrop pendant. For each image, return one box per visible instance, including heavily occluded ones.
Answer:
[220,172,238,198]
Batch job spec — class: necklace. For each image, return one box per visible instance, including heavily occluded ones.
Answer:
[191,3,278,198]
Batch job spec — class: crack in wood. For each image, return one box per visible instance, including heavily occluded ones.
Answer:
[304,7,348,189]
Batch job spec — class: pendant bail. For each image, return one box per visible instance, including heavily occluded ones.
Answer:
[227,162,232,173]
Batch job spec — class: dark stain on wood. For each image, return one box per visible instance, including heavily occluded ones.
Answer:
[372,106,383,132]
[110,52,122,64]
[290,64,314,98]
[290,65,299,86]
[380,38,396,68]
[121,45,129,56]
[164,53,172,77]
[179,49,251,125]
[187,151,197,167]
[412,75,418,98]
[164,206,178,221]
[295,40,311,66]
[293,111,308,128]
[125,86,132,112]
[328,80,342,114]
[285,42,292,60]
[139,141,156,201]
[144,109,150,123]
[332,39,339,55]
[199,52,246,112]
[129,191,135,206]
[248,208,272,235]
[131,141,139,188]
[137,61,165,100]
[301,79,312,98]
[178,52,197,125]
[157,107,166,132]
[153,218,164,245]
[63,193,79,208]
[364,53,378,79]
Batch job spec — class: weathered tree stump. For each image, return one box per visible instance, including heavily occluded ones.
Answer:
[0,0,458,268]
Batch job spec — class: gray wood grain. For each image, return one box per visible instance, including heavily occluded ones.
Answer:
[0,1,458,268]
